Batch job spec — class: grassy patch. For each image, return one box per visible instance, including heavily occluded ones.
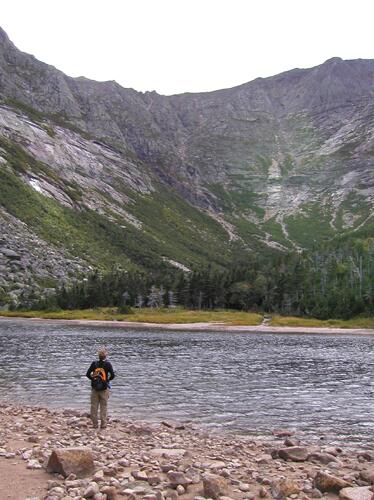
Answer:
[0,308,263,325]
[262,217,293,248]
[270,315,374,329]
[285,203,334,247]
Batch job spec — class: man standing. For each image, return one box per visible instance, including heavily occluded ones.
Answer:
[86,348,115,429]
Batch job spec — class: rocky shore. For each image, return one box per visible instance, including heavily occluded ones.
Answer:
[1,403,374,500]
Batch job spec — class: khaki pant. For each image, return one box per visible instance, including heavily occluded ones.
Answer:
[90,389,109,428]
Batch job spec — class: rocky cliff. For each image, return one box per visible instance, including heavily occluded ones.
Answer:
[0,26,373,303]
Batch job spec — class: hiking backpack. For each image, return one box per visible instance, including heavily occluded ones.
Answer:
[92,361,108,391]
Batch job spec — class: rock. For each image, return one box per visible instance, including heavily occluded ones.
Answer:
[148,474,161,486]
[185,467,201,484]
[167,471,190,487]
[324,447,342,456]
[22,450,34,460]
[1,249,21,259]
[149,448,186,460]
[131,470,148,481]
[100,486,118,500]
[27,459,42,469]
[359,470,374,484]
[358,453,374,462]
[93,470,105,482]
[305,488,323,498]
[164,491,178,500]
[308,452,339,464]
[284,437,300,447]
[272,429,295,437]
[314,471,352,493]
[278,447,310,462]
[176,485,185,495]
[161,464,176,473]
[83,482,100,498]
[47,448,94,478]
[202,473,230,499]
[259,486,268,497]
[48,486,66,496]
[271,478,300,499]
[339,486,373,500]
[201,459,226,470]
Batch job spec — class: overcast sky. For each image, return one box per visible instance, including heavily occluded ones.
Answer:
[2,0,374,95]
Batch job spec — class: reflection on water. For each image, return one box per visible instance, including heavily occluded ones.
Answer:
[1,319,374,445]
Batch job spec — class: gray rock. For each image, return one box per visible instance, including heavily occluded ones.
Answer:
[167,471,191,487]
[277,447,310,462]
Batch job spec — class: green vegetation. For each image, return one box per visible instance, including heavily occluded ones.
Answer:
[0,307,262,325]
[2,308,373,330]
[285,203,334,247]
[270,315,374,329]
[0,138,237,276]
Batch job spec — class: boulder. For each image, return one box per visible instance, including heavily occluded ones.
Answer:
[314,471,352,493]
[278,447,310,462]
[46,447,94,478]
[271,478,300,499]
[359,470,374,484]
[339,486,373,500]
[203,473,230,499]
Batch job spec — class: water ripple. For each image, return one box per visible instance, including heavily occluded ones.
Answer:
[1,320,374,445]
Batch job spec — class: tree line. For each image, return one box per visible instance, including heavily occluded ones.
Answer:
[19,238,374,319]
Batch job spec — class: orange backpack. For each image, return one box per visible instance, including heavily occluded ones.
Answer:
[92,363,108,391]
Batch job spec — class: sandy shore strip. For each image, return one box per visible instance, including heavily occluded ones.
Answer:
[1,401,374,500]
[1,315,374,335]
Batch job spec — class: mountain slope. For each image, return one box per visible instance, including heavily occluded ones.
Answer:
[0,26,373,303]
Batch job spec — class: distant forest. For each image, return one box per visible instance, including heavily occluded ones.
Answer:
[18,238,374,320]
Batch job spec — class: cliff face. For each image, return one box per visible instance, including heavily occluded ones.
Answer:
[0,26,373,301]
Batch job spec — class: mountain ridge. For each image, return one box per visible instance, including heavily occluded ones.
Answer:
[0,26,373,305]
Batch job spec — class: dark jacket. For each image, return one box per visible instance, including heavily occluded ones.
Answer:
[86,359,115,389]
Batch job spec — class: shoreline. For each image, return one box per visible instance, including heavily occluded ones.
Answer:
[1,401,374,499]
[1,315,374,335]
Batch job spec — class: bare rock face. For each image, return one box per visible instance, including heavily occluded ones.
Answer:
[46,447,94,478]
[314,471,352,493]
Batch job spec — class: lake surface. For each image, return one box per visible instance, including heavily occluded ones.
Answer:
[1,319,374,446]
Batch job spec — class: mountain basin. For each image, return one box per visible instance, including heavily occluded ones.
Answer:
[1,318,374,446]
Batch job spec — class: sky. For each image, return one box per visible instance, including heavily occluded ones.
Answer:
[1,0,374,95]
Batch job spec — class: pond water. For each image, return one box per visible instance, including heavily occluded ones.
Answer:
[1,319,374,445]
